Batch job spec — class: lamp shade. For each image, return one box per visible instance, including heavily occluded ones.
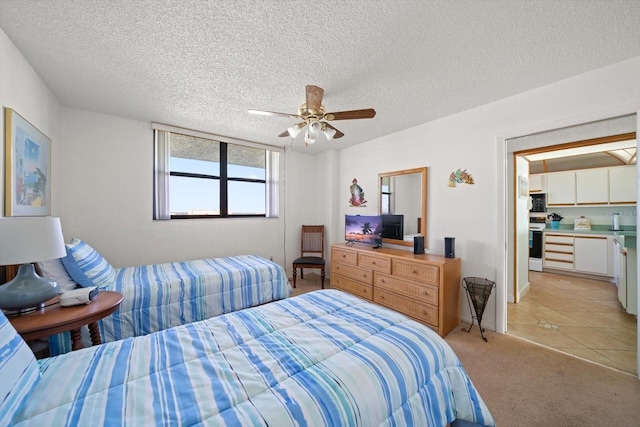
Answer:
[287,124,302,138]
[323,126,337,140]
[308,121,322,135]
[0,217,66,265]
[304,129,316,145]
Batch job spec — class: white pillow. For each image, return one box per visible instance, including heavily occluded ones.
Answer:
[35,258,78,292]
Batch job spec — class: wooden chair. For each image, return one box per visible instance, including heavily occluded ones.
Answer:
[292,225,325,289]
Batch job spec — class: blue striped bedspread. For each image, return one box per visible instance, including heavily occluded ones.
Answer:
[15,290,494,427]
[99,254,291,343]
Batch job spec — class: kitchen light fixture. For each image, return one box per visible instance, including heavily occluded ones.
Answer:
[0,217,66,313]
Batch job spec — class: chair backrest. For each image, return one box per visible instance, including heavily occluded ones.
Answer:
[300,225,324,258]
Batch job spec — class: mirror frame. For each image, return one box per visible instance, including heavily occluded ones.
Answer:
[378,167,428,247]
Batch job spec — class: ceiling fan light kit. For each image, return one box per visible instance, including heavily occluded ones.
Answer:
[249,85,376,146]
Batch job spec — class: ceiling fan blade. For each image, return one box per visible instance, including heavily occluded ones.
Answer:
[278,122,306,137]
[324,108,376,120]
[305,85,324,112]
[248,109,301,119]
[324,123,345,139]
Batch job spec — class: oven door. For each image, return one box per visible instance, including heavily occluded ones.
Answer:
[529,230,543,258]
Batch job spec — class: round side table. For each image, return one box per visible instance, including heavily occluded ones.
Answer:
[7,290,123,351]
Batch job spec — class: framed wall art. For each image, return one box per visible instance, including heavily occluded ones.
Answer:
[518,175,528,198]
[4,108,51,216]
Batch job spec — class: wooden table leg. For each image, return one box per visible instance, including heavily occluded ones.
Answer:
[70,328,83,351]
[88,322,102,346]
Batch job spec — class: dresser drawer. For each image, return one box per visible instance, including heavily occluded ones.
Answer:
[374,288,438,326]
[331,262,373,284]
[374,273,438,306]
[332,247,357,266]
[358,253,391,273]
[331,275,373,301]
[392,259,439,285]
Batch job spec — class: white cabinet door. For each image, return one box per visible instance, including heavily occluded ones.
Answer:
[609,165,637,204]
[574,235,610,276]
[576,168,608,205]
[547,172,576,206]
[529,174,544,193]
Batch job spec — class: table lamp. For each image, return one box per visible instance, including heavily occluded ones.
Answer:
[0,217,66,313]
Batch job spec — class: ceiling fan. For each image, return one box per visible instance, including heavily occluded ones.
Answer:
[248,85,376,145]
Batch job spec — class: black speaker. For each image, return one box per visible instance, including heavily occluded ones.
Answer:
[444,237,455,258]
[413,236,424,254]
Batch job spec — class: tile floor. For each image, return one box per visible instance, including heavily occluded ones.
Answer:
[507,271,637,375]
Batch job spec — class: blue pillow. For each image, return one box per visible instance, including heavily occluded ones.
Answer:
[61,238,116,289]
[0,311,41,426]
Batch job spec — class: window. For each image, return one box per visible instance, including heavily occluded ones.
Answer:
[380,176,392,214]
[153,125,279,219]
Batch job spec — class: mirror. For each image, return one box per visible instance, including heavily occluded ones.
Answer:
[378,167,427,247]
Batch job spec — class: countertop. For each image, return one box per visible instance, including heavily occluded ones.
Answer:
[541,226,636,247]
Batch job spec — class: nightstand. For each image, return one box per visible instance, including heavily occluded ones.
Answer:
[7,290,123,351]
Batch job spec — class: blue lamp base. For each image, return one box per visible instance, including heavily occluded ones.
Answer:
[0,263,60,314]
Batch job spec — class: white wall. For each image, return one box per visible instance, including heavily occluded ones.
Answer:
[514,156,530,302]
[332,56,640,332]
[0,29,62,218]
[59,107,327,269]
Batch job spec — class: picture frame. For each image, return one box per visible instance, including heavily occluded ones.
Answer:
[4,108,51,216]
[518,175,528,199]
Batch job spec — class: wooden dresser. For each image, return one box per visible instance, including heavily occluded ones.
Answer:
[330,243,461,337]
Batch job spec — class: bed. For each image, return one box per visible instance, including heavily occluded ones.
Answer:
[41,238,291,354]
[2,289,495,427]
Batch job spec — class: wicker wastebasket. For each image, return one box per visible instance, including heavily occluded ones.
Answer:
[461,277,495,342]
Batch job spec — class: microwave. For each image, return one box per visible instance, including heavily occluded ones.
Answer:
[530,193,546,212]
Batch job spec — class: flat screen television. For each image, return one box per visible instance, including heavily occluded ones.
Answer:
[345,214,383,246]
[381,214,404,240]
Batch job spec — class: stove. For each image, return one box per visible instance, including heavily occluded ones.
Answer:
[529,216,546,231]
[529,216,545,271]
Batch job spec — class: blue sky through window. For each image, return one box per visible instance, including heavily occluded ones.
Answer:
[170,157,265,214]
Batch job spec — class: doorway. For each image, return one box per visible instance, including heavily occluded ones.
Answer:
[507,125,638,376]
[508,270,637,375]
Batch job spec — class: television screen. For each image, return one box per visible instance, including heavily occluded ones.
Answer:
[382,214,404,239]
[345,215,383,246]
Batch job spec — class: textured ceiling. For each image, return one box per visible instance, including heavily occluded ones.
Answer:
[1,0,639,154]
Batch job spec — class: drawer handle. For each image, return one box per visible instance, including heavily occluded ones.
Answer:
[412,270,418,274]
[372,261,376,264]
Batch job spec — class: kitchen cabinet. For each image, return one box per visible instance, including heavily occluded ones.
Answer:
[546,171,576,206]
[539,165,636,206]
[529,174,544,193]
[576,168,608,205]
[609,165,637,204]
[544,232,613,277]
[330,244,461,337]
[573,235,610,275]
[544,233,574,271]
